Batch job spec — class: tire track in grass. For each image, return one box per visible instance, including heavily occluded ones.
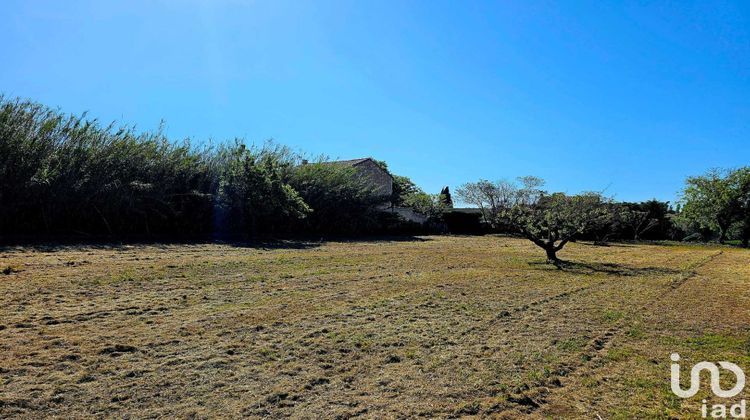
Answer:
[459,252,691,339]
[458,278,612,338]
[501,250,724,415]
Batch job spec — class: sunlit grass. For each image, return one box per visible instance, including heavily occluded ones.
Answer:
[0,236,748,417]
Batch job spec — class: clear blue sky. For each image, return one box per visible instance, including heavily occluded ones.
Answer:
[2,1,748,204]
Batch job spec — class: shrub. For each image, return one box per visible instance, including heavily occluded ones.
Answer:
[0,97,393,239]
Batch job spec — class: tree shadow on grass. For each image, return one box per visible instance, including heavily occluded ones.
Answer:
[224,235,432,251]
[576,241,638,248]
[321,235,433,244]
[0,234,432,253]
[528,260,680,276]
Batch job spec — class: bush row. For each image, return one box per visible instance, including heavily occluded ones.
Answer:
[0,98,401,239]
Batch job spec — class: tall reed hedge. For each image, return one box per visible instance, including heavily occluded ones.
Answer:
[0,97,386,238]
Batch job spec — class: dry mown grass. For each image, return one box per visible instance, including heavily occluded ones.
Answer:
[1,236,748,418]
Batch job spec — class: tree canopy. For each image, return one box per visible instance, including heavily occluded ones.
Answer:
[678,167,750,246]
[457,177,610,263]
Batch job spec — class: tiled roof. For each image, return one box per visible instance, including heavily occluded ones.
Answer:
[327,158,371,166]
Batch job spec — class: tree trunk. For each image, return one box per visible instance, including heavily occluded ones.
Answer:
[742,236,749,248]
[545,247,558,264]
[718,224,727,244]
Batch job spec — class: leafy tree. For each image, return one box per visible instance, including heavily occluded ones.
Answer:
[391,175,421,206]
[620,208,658,240]
[216,143,309,236]
[603,200,675,241]
[287,162,380,234]
[371,160,448,223]
[458,177,610,263]
[679,168,750,245]
[584,202,619,244]
[727,168,750,247]
[402,192,448,220]
[455,179,518,228]
[508,191,611,264]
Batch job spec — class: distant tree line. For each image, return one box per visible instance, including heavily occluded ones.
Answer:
[456,167,750,263]
[0,97,418,239]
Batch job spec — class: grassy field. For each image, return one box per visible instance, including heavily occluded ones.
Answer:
[1,236,749,418]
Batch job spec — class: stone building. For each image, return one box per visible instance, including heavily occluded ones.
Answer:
[326,158,427,224]
[327,158,393,200]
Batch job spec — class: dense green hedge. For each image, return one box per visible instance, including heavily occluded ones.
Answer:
[0,97,398,238]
